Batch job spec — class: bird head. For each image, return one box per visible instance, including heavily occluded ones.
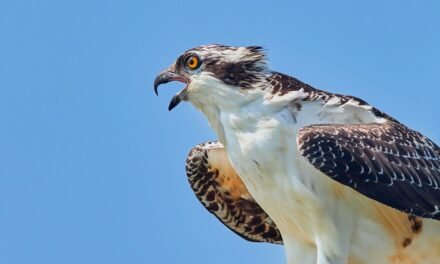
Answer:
[154,44,269,111]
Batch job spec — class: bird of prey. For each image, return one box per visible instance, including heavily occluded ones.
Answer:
[154,44,440,264]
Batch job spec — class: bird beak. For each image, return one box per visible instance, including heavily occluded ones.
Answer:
[154,65,188,111]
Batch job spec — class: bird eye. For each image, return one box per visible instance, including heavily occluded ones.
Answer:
[185,55,201,70]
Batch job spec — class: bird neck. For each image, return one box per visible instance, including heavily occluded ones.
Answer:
[194,96,285,149]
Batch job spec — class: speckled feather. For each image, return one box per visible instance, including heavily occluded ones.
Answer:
[298,122,440,219]
[185,141,283,244]
[266,72,394,120]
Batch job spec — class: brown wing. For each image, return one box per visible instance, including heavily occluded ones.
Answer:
[297,121,440,219]
[186,141,283,244]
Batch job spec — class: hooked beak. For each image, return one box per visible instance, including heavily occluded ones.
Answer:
[154,66,188,111]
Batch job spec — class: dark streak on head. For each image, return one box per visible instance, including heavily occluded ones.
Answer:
[209,60,263,87]
[178,45,267,89]
[205,46,266,88]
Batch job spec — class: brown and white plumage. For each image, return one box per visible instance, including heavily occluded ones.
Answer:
[298,122,440,219]
[185,141,282,244]
[154,44,440,264]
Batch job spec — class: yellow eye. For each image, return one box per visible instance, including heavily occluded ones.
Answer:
[185,55,200,70]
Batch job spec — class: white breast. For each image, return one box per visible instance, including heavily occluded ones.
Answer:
[191,81,440,263]
[216,99,412,263]
[219,103,318,231]
[219,99,383,193]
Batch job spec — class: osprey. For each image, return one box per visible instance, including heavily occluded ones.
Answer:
[154,45,440,264]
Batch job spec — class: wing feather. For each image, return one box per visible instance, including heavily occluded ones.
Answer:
[297,122,440,219]
[186,141,283,244]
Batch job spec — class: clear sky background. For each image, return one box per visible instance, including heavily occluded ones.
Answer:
[1,1,439,264]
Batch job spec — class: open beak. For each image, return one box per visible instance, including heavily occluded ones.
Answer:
[154,66,188,111]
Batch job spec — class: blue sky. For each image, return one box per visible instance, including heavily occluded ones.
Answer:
[1,1,439,263]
